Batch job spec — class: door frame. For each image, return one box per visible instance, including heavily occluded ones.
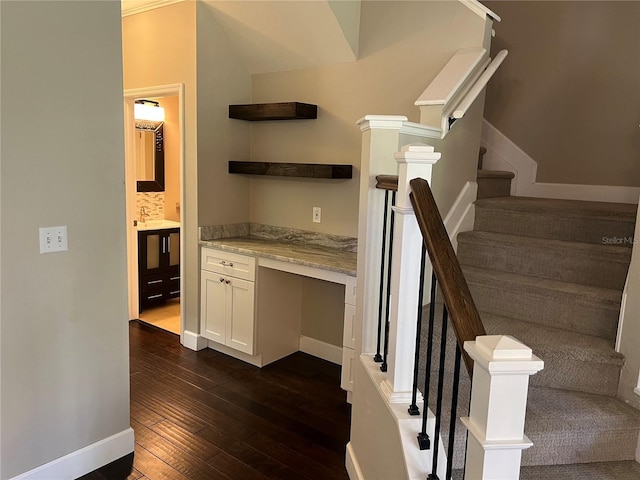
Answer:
[123,84,185,336]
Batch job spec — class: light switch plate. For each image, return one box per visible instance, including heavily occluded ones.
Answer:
[313,207,321,223]
[39,226,68,254]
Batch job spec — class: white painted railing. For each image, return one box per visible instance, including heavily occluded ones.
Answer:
[415,48,508,138]
[348,116,544,480]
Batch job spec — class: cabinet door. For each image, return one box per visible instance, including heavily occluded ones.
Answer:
[167,230,180,268]
[201,271,227,344]
[139,231,162,274]
[227,277,255,355]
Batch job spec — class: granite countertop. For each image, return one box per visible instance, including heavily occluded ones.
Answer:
[200,236,357,276]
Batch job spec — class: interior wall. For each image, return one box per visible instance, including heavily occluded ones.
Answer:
[123,2,199,332]
[300,278,345,347]
[195,2,252,229]
[249,0,487,238]
[483,1,640,187]
[1,1,130,478]
[156,96,181,222]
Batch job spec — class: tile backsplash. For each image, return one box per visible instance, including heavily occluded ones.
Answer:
[136,192,164,220]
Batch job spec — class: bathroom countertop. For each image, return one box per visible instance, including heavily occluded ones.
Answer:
[137,219,181,231]
[200,236,357,277]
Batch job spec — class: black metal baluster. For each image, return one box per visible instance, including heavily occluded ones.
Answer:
[381,191,396,373]
[374,190,391,363]
[417,271,437,450]
[445,344,462,480]
[409,245,427,416]
[428,305,449,480]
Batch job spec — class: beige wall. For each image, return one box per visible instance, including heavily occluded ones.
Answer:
[1,1,130,477]
[156,95,181,222]
[196,2,252,228]
[484,1,640,187]
[300,278,345,347]
[250,1,487,237]
[123,2,202,332]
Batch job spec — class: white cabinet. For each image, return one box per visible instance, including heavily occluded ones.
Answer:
[201,249,256,355]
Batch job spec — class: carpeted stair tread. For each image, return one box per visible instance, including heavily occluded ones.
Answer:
[519,460,640,480]
[523,386,640,465]
[476,169,515,179]
[474,196,637,245]
[457,230,631,290]
[463,266,622,339]
[475,196,638,219]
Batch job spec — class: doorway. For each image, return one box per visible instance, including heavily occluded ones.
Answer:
[124,85,185,337]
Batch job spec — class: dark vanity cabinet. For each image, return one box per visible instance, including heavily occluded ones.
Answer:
[138,228,180,310]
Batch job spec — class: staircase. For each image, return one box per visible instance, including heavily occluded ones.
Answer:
[461,174,640,477]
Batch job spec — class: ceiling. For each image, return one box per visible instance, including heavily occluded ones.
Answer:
[121,0,361,74]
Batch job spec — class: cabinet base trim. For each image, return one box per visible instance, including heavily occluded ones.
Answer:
[182,330,208,351]
[299,336,342,365]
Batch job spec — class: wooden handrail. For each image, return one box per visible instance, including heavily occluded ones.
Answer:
[409,177,486,376]
[375,175,398,191]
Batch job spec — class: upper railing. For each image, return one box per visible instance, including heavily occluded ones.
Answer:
[415,47,508,138]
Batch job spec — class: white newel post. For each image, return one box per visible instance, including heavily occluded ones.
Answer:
[356,115,409,356]
[381,143,441,402]
[461,335,544,480]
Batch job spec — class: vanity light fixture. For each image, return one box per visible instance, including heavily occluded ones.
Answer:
[134,99,165,122]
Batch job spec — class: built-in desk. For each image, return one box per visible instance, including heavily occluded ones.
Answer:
[199,234,357,394]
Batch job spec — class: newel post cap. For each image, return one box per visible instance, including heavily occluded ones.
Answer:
[357,115,408,132]
[394,143,441,164]
[465,335,544,375]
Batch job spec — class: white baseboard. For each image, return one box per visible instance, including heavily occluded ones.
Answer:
[346,442,365,480]
[299,336,342,365]
[181,329,208,351]
[481,119,640,204]
[443,181,478,251]
[11,428,134,480]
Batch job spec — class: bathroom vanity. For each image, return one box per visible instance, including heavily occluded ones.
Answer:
[138,220,180,311]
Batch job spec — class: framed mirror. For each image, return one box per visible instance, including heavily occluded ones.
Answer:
[135,120,164,192]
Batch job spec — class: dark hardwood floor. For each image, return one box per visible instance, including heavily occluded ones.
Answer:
[81,321,351,480]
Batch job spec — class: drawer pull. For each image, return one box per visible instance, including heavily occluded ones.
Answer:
[148,294,163,300]
[219,260,234,267]
[170,276,180,281]
[225,279,231,284]
[219,277,225,282]
[169,290,180,295]
[147,279,163,285]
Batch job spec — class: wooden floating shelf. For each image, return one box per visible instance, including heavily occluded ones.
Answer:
[229,102,317,121]
[229,161,352,179]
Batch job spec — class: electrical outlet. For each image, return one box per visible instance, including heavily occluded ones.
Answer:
[39,226,68,254]
[313,207,321,223]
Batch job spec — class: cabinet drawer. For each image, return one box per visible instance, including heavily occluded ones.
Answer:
[201,248,255,281]
[141,274,165,289]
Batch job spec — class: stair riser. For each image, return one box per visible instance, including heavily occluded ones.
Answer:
[466,283,620,340]
[530,359,619,397]
[424,327,620,396]
[476,178,511,199]
[457,239,630,290]
[474,208,635,246]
